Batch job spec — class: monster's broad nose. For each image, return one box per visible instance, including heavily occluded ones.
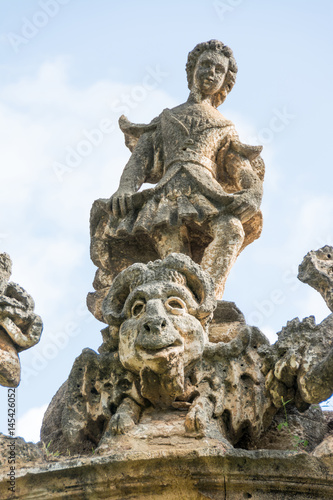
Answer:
[138,316,181,350]
[135,299,182,351]
[143,317,167,334]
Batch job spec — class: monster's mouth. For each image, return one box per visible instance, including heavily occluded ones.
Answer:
[140,342,183,356]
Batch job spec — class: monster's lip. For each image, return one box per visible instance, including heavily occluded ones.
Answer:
[140,343,183,356]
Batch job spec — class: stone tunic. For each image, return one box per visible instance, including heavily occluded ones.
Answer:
[108,103,264,241]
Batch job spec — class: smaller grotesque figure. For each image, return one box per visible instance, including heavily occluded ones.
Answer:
[263,246,333,412]
[0,253,43,387]
[40,349,145,450]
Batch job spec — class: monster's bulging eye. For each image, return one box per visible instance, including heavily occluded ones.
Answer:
[131,300,146,317]
[165,297,187,314]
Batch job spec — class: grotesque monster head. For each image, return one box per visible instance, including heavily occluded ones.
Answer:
[102,253,216,407]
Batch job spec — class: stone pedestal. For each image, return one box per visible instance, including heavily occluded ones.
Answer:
[1,444,333,499]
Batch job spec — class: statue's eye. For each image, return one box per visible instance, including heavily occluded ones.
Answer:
[131,300,146,317]
[165,297,187,315]
[200,60,210,68]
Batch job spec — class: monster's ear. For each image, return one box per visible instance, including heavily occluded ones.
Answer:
[102,254,216,326]
[162,254,216,322]
[102,263,149,325]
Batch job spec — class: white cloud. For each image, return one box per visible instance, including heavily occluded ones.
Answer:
[0,57,178,326]
[17,404,48,443]
[295,288,331,325]
[261,325,278,344]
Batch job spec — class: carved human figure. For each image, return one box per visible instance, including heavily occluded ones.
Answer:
[91,40,264,302]
[0,252,43,387]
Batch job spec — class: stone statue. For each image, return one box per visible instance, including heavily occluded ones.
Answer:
[89,40,264,323]
[0,253,43,387]
[40,43,333,460]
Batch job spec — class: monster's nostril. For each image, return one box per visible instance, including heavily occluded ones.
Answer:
[161,320,166,328]
[144,323,150,332]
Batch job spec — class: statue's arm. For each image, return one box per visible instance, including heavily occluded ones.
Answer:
[111,132,154,217]
[222,140,264,223]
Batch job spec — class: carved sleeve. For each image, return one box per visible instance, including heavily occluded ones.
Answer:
[117,132,155,192]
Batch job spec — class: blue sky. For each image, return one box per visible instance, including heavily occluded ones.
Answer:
[0,0,332,442]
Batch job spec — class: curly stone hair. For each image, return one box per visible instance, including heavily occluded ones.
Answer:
[186,40,238,107]
[102,253,216,326]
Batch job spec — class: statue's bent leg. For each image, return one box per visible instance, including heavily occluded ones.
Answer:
[201,215,245,299]
[151,225,192,259]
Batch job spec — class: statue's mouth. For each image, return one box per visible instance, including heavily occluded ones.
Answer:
[203,77,215,85]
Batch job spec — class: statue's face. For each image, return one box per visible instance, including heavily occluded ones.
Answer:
[118,282,207,375]
[194,51,229,96]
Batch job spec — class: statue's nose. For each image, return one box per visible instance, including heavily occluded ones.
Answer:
[207,65,215,76]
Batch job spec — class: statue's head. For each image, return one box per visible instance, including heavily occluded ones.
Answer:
[102,254,216,406]
[186,40,238,107]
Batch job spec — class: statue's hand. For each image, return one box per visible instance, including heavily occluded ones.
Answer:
[110,189,135,218]
[225,192,258,223]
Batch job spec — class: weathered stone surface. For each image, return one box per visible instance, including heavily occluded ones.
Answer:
[0,433,44,468]
[254,405,327,452]
[263,314,333,408]
[258,246,333,419]
[1,444,333,499]
[43,247,333,457]
[41,349,145,455]
[208,299,246,343]
[298,245,333,311]
[43,254,276,452]
[89,40,265,311]
[0,253,43,387]
[313,435,333,459]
